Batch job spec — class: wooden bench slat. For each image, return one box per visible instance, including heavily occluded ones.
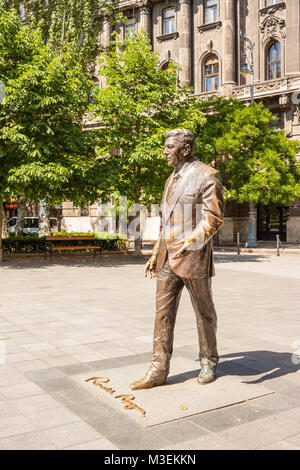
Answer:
[51,246,101,251]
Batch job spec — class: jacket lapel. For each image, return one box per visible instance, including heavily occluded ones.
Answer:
[164,160,197,223]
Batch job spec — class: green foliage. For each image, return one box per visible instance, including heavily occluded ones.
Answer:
[2,235,45,253]
[194,97,300,206]
[0,10,103,206]
[91,32,206,205]
[53,231,126,239]
[0,0,121,70]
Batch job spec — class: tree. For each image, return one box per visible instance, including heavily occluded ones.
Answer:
[0,10,104,259]
[194,97,300,207]
[0,0,121,69]
[92,32,205,254]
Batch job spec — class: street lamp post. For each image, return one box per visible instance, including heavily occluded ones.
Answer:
[240,32,258,248]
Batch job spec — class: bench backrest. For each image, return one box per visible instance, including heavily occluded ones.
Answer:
[46,236,96,241]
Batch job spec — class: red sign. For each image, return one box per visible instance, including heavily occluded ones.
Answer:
[4,203,18,209]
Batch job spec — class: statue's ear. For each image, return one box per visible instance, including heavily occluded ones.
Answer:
[184,144,191,156]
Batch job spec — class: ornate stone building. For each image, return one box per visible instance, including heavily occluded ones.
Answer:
[91,0,300,244]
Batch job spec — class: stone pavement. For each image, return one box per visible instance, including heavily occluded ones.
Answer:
[0,252,299,450]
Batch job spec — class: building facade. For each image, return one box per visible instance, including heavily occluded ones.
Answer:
[62,0,300,244]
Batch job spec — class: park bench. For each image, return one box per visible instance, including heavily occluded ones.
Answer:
[45,235,102,260]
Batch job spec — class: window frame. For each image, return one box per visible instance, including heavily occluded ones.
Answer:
[162,7,176,36]
[266,40,281,81]
[203,53,220,93]
[204,0,218,25]
[124,17,136,41]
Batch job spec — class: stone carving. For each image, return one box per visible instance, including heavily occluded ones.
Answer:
[260,15,286,43]
[136,0,152,14]
[232,75,300,100]
[260,2,286,17]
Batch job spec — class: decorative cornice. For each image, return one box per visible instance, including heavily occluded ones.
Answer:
[260,14,286,43]
[198,21,222,34]
[157,32,179,43]
[260,1,286,17]
[136,0,152,14]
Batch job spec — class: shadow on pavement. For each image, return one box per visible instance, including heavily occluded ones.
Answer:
[166,350,300,386]
[214,254,270,264]
[219,350,300,384]
[0,254,148,270]
[1,252,270,269]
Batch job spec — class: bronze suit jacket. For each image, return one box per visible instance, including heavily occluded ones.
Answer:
[153,158,224,279]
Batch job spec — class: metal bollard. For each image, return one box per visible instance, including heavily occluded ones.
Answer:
[276,235,280,257]
[237,232,240,255]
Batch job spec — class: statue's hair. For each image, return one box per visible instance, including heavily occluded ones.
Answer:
[164,129,195,152]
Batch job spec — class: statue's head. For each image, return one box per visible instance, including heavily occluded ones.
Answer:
[163,129,195,168]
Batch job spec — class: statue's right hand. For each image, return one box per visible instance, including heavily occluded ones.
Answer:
[144,255,157,279]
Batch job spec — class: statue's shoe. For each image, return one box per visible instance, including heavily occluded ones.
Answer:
[130,373,167,390]
[197,365,217,385]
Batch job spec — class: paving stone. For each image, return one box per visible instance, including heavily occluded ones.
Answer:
[0,383,43,400]
[63,438,119,450]
[24,368,66,382]
[0,430,57,450]
[0,416,36,439]
[0,402,19,420]
[12,394,62,415]
[41,421,101,450]
[27,406,81,429]
[150,419,209,445]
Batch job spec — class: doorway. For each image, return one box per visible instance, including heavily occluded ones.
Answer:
[257,205,288,242]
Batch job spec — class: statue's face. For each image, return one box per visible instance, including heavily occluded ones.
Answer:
[163,136,191,168]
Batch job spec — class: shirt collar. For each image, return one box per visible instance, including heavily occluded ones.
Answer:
[174,157,196,179]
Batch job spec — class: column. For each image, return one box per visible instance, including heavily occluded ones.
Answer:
[138,0,152,37]
[102,17,112,48]
[178,0,192,87]
[223,0,236,87]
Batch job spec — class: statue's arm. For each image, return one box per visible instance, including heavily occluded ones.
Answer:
[173,171,224,258]
[192,170,224,246]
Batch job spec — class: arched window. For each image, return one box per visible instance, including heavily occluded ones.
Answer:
[203,54,219,92]
[267,41,281,80]
[163,8,175,35]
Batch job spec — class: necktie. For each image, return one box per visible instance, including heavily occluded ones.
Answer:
[166,173,180,201]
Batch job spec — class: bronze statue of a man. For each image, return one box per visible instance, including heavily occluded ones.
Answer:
[130,129,224,390]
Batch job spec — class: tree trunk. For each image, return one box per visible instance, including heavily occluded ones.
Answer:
[15,195,25,236]
[39,199,51,237]
[0,200,3,262]
[134,210,142,257]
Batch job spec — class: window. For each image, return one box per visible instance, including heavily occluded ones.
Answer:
[205,0,218,24]
[266,0,281,6]
[267,41,281,80]
[163,8,175,35]
[125,18,136,40]
[89,76,100,103]
[203,54,219,92]
[19,2,25,20]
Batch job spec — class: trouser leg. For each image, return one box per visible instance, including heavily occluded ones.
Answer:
[151,259,184,376]
[184,277,218,367]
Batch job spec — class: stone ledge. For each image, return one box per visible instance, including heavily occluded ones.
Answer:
[156,32,179,43]
[198,21,222,34]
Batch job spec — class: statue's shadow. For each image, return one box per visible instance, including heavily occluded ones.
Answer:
[167,350,300,386]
